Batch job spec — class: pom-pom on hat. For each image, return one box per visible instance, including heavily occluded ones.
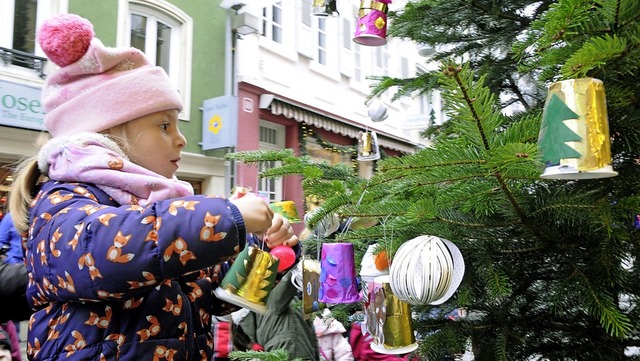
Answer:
[38,13,183,137]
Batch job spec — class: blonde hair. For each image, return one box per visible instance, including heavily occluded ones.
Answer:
[8,130,131,233]
[8,157,42,233]
[8,132,52,233]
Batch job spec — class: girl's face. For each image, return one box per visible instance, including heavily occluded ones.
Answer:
[122,109,186,178]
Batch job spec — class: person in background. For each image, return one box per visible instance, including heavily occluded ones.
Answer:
[0,328,13,361]
[0,210,27,361]
[232,263,319,361]
[0,212,23,265]
[349,321,416,361]
[313,308,354,361]
[0,262,30,323]
[0,323,19,361]
[8,13,297,361]
[0,208,26,361]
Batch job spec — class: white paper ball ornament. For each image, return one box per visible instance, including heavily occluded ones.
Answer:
[367,99,388,122]
[389,235,465,305]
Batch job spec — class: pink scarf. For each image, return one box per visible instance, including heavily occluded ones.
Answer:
[38,133,194,206]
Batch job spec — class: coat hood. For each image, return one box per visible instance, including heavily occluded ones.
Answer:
[314,316,347,336]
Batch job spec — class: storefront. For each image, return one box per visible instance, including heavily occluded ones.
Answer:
[0,77,44,218]
[234,83,417,233]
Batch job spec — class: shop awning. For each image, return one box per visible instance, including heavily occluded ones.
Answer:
[265,98,417,154]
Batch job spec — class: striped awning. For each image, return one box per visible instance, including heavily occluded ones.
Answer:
[269,99,417,154]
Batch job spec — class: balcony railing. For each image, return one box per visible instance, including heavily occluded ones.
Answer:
[0,47,48,78]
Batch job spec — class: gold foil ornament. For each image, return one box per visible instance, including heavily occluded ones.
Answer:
[368,275,418,354]
[214,245,279,314]
[538,78,617,179]
[358,131,381,161]
[269,200,302,223]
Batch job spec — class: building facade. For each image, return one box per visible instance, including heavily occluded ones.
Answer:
[222,0,450,227]
[1,0,234,203]
[1,0,446,232]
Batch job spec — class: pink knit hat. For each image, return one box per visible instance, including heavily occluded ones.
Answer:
[38,13,183,137]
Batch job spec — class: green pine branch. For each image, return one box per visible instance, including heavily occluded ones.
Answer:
[229,349,301,361]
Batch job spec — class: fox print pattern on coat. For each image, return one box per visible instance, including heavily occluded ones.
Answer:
[24,181,247,360]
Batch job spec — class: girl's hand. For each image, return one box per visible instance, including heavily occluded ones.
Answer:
[230,193,273,234]
[264,213,299,248]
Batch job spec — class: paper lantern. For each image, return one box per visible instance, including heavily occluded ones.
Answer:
[389,235,465,305]
[538,78,617,179]
[353,0,391,46]
[367,275,418,354]
[214,245,279,314]
[319,243,361,304]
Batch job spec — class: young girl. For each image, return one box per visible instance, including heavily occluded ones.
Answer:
[8,14,298,361]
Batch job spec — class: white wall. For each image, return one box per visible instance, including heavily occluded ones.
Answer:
[233,0,442,147]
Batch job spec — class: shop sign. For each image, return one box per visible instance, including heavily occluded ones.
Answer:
[0,80,46,131]
[201,95,238,150]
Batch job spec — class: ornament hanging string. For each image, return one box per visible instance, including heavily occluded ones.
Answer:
[341,180,371,235]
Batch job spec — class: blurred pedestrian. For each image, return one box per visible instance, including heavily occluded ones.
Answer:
[233,265,319,361]
[0,327,14,361]
[0,262,30,323]
[0,212,23,265]
[313,308,354,361]
[0,323,20,361]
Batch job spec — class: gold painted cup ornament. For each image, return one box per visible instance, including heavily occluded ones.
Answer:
[366,275,418,354]
[214,245,279,314]
[538,78,617,179]
[357,131,381,161]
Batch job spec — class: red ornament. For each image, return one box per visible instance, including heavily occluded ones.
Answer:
[270,245,296,272]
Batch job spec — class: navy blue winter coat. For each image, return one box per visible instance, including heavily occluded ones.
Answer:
[25,180,246,361]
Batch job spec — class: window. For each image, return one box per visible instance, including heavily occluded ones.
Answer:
[342,17,351,51]
[375,46,389,75]
[261,2,283,44]
[257,121,285,202]
[353,43,362,82]
[317,18,327,65]
[0,0,59,79]
[130,13,173,73]
[308,14,339,80]
[12,0,38,54]
[301,0,311,27]
[305,137,352,165]
[125,1,193,120]
[401,57,409,78]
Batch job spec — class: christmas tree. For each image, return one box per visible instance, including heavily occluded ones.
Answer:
[229,0,640,359]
